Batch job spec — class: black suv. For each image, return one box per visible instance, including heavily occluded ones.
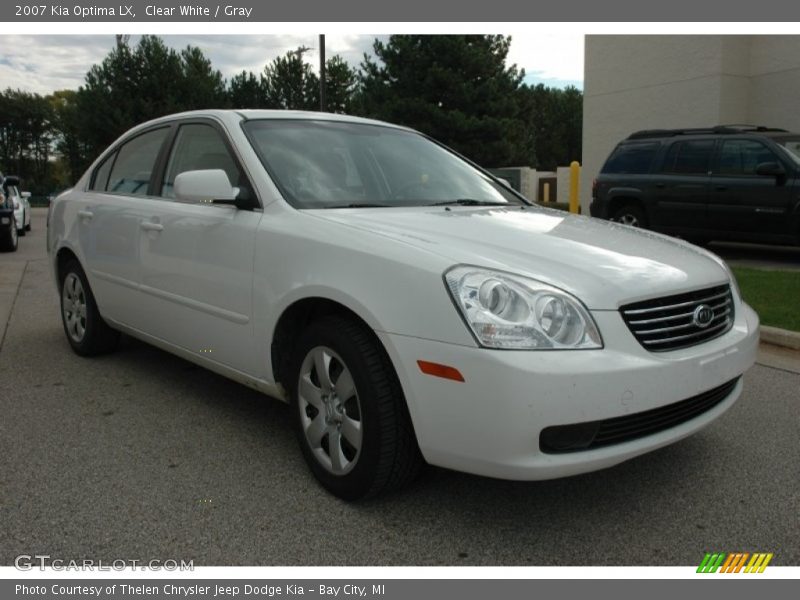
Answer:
[590,126,800,246]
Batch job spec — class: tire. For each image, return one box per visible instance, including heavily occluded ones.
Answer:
[59,259,120,356]
[288,315,423,500]
[25,216,31,232]
[0,223,18,252]
[18,213,26,236]
[612,203,648,228]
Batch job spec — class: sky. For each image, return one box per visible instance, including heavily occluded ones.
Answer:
[0,34,583,96]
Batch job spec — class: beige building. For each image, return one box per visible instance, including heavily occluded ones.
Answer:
[581,35,800,213]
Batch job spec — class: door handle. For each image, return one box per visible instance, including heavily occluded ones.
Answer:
[140,221,163,232]
[77,210,94,220]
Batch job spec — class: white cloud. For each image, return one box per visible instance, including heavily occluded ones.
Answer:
[0,34,583,95]
[508,33,584,87]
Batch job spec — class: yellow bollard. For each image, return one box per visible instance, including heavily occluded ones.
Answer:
[569,161,580,214]
[543,182,550,203]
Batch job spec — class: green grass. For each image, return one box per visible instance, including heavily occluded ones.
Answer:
[731,266,800,332]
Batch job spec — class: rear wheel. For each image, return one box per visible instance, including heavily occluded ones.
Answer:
[289,315,422,500]
[59,260,119,356]
[1,223,18,252]
[612,203,647,228]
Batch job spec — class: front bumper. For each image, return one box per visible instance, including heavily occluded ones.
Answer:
[378,301,759,480]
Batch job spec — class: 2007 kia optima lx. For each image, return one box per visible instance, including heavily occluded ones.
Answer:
[47,110,759,499]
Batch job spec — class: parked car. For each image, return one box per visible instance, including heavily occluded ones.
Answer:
[1,174,20,252]
[6,184,31,235]
[47,111,759,499]
[590,125,800,246]
[20,191,32,232]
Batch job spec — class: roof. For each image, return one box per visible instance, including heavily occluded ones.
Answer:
[131,109,409,133]
[626,125,793,140]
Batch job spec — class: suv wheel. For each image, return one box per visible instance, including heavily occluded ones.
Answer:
[289,315,422,500]
[60,260,120,356]
[613,204,647,228]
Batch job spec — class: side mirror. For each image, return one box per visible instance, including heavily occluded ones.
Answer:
[174,169,238,205]
[20,191,31,199]
[755,162,785,177]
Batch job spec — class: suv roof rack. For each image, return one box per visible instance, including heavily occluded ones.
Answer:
[627,125,788,140]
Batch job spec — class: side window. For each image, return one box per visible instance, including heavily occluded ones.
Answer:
[91,151,115,191]
[106,127,170,196]
[662,140,714,175]
[602,143,659,174]
[161,123,244,199]
[718,140,780,175]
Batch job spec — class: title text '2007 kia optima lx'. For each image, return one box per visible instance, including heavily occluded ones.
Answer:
[47,110,759,499]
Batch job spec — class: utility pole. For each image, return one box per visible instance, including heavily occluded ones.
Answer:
[319,34,327,112]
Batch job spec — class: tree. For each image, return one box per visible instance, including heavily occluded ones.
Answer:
[178,45,226,109]
[0,88,55,193]
[323,55,357,113]
[75,36,224,156]
[50,90,90,183]
[356,35,534,167]
[518,84,582,170]
[262,49,319,110]
[228,70,268,108]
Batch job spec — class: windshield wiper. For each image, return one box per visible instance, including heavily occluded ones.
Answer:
[324,203,391,209]
[431,199,509,207]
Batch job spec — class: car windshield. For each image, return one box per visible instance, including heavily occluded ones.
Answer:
[777,138,800,164]
[242,119,523,209]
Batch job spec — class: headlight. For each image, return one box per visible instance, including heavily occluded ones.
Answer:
[444,266,603,350]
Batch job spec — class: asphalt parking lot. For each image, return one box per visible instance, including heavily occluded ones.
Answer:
[1,210,798,566]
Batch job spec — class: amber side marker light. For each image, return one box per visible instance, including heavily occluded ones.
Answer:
[417,360,465,382]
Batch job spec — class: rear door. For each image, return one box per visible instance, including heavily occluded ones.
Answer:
[78,126,171,326]
[709,138,795,237]
[650,139,714,231]
[136,119,263,374]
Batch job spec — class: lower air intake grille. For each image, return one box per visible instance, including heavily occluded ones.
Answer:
[620,284,734,351]
[540,377,740,454]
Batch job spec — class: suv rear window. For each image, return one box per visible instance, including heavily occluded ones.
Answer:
[602,142,659,174]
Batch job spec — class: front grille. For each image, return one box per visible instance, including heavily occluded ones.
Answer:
[540,377,740,453]
[620,284,734,351]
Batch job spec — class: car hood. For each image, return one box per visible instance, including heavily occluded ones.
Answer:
[308,205,730,310]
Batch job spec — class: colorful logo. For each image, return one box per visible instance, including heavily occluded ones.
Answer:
[697,552,774,573]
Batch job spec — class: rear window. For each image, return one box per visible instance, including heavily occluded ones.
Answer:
[602,142,659,174]
[662,140,715,175]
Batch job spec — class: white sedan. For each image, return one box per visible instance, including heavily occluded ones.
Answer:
[7,183,31,235]
[47,110,759,499]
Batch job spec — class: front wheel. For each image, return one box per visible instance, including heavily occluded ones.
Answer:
[289,316,422,500]
[612,204,648,228]
[60,260,120,356]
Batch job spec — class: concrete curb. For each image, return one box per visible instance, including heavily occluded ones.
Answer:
[760,325,800,351]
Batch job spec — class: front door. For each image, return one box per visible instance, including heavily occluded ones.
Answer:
[136,121,262,375]
[709,138,796,238]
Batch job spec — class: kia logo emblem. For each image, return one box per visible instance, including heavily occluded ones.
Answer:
[693,304,715,328]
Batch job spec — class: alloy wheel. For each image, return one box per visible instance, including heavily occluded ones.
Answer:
[62,273,87,343]
[298,346,363,476]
